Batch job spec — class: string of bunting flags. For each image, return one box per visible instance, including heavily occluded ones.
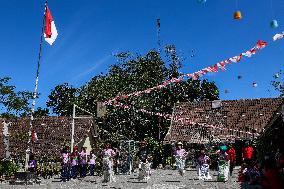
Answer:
[172,117,259,137]
[104,40,268,105]
[273,30,284,41]
[112,102,172,119]
[110,101,259,136]
[102,32,284,138]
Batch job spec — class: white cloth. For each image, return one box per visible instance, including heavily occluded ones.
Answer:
[175,155,186,176]
[273,32,284,41]
[102,155,116,182]
[138,161,151,181]
[217,160,229,182]
[198,164,212,180]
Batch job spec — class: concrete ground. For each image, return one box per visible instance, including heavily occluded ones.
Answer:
[0,167,241,189]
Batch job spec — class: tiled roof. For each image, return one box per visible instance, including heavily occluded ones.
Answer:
[164,98,283,143]
[0,116,93,159]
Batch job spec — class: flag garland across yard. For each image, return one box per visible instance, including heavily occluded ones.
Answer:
[105,40,268,105]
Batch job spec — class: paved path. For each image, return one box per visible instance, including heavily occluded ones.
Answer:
[0,168,240,189]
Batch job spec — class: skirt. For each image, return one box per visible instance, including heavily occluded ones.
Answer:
[217,160,229,182]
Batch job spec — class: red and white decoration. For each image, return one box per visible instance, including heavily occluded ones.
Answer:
[105,40,268,105]
[32,131,38,142]
[44,5,58,45]
[273,31,284,41]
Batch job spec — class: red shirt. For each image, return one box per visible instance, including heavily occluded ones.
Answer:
[227,148,236,162]
[242,146,254,159]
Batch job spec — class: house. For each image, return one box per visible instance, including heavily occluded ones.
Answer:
[164,98,284,144]
[0,116,95,159]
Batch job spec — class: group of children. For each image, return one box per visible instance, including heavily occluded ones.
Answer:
[60,146,97,182]
[172,142,237,181]
[27,140,284,187]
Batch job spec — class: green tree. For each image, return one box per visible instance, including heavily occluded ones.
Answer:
[47,49,219,143]
[33,107,49,117]
[0,77,33,118]
[46,83,80,116]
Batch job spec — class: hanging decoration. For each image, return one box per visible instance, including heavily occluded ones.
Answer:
[110,100,260,137]
[104,40,267,105]
[197,0,207,4]
[273,31,284,41]
[172,116,259,137]
[252,82,258,88]
[270,20,279,28]
[110,101,172,120]
[234,0,242,20]
[32,131,38,142]
[190,49,195,58]
[234,11,242,20]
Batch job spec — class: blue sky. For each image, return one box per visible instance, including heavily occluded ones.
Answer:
[0,0,283,110]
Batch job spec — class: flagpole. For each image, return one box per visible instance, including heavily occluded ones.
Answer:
[25,1,47,171]
[156,18,161,54]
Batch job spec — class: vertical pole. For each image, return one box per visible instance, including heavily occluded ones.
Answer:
[25,1,47,171]
[93,117,98,137]
[156,18,161,54]
[71,104,76,153]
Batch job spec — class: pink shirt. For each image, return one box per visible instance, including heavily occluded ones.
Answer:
[198,154,210,165]
[62,153,69,164]
[89,154,96,165]
[102,148,115,157]
[79,151,87,164]
[71,158,78,166]
[175,149,187,157]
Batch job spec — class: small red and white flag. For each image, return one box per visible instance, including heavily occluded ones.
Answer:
[32,131,38,142]
[44,5,58,45]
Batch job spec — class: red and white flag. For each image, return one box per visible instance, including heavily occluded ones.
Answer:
[32,131,38,142]
[44,5,58,45]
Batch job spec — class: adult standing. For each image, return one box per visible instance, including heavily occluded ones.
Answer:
[227,143,236,177]
[242,141,254,164]
[174,142,188,176]
[102,143,116,183]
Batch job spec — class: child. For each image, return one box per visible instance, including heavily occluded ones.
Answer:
[79,147,87,178]
[217,144,229,182]
[137,140,152,181]
[89,149,96,176]
[70,151,78,178]
[28,154,37,173]
[197,149,212,180]
[174,142,188,176]
[61,147,70,182]
[102,143,116,183]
